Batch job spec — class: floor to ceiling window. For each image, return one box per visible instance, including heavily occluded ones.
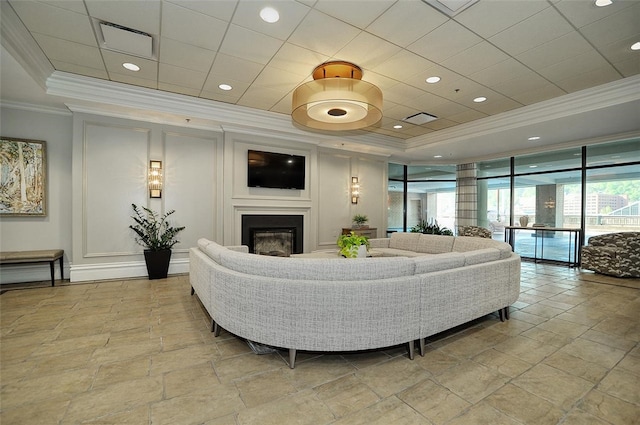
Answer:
[391,139,639,255]
[387,164,456,233]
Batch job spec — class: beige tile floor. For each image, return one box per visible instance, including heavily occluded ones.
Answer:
[1,262,639,424]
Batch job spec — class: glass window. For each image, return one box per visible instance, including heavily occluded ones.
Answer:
[585,164,640,238]
[478,158,510,178]
[406,180,456,232]
[478,177,510,239]
[586,139,640,167]
[514,147,582,175]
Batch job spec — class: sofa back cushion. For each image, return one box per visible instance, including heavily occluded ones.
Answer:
[588,232,640,249]
[416,234,455,254]
[414,252,465,273]
[198,238,212,251]
[452,236,512,259]
[218,248,416,281]
[463,248,501,265]
[389,232,421,251]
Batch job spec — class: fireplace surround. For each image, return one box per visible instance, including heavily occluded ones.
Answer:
[241,215,304,255]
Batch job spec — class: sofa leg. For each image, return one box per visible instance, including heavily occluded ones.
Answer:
[212,320,221,336]
[289,349,297,369]
[498,309,505,322]
[504,306,510,320]
[190,286,195,295]
[408,341,415,360]
[419,338,426,357]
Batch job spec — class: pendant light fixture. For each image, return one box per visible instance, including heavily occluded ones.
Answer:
[291,61,383,131]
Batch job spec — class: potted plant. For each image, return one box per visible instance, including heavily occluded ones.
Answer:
[129,204,185,280]
[337,231,370,258]
[352,214,369,229]
[410,218,453,235]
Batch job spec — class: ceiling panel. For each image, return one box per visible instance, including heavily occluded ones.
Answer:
[158,37,216,73]
[489,7,574,56]
[161,1,228,51]
[10,0,96,46]
[408,20,483,63]
[2,0,639,162]
[218,24,283,65]
[366,1,449,48]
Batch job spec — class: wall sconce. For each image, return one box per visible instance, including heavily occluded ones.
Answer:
[544,197,555,209]
[351,176,360,204]
[148,160,163,198]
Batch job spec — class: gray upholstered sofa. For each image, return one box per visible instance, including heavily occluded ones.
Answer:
[189,233,520,368]
[581,232,640,277]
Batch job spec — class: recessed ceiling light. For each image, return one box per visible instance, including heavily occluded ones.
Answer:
[122,62,140,71]
[631,41,640,51]
[260,7,279,23]
[529,165,538,168]
[473,96,487,103]
[393,124,403,129]
[528,136,541,141]
[425,76,441,84]
[595,0,613,6]
[434,155,442,158]
[218,84,233,91]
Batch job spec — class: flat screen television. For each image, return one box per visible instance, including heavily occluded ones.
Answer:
[248,150,305,190]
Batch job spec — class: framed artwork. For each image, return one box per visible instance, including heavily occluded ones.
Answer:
[0,137,47,216]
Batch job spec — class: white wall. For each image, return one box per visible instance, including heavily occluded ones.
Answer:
[1,107,388,284]
[70,113,222,282]
[0,106,73,283]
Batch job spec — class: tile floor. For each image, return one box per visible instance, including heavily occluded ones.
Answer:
[1,262,639,425]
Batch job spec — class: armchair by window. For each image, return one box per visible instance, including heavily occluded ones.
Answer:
[581,232,640,278]
[458,226,492,239]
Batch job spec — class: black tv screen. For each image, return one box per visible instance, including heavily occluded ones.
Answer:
[248,150,305,190]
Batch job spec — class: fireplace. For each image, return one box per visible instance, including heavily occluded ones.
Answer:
[241,215,303,256]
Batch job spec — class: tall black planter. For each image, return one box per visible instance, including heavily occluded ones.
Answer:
[144,249,172,280]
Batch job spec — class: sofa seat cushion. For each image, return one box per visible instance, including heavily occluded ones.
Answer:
[389,233,421,251]
[416,234,455,254]
[414,252,465,273]
[218,248,416,281]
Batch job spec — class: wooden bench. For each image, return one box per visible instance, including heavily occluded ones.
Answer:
[0,250,64,287]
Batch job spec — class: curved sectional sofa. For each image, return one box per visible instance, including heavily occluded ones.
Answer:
[189,232,521,368]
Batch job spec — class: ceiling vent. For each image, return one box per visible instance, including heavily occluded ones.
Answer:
[403,112,438,125]
[422,0,479,17]
[99,22,153,59]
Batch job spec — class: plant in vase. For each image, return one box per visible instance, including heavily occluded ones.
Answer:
[337,231,370,258]
[129,204,185,279]
[352,214,369,229]
[410,218,453,235]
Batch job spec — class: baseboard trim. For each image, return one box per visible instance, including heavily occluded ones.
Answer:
[70,258,189,282]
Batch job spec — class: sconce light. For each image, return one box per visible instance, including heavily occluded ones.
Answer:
[148,160,163,198]
[351,176,360,204]
[544,197,555,209]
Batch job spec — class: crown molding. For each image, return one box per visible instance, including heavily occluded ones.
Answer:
[0,2,54,90]
[405,74,640,150]
[47,71,403,151]
[0,100,72,116]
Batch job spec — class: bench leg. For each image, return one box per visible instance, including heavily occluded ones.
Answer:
[49,260,55,287]
[59,256,64,282]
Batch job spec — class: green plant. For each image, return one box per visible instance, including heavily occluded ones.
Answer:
[129,204,185,251]
[410,218,453,236]
[352,214,369,226]
[337,231,370,258]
